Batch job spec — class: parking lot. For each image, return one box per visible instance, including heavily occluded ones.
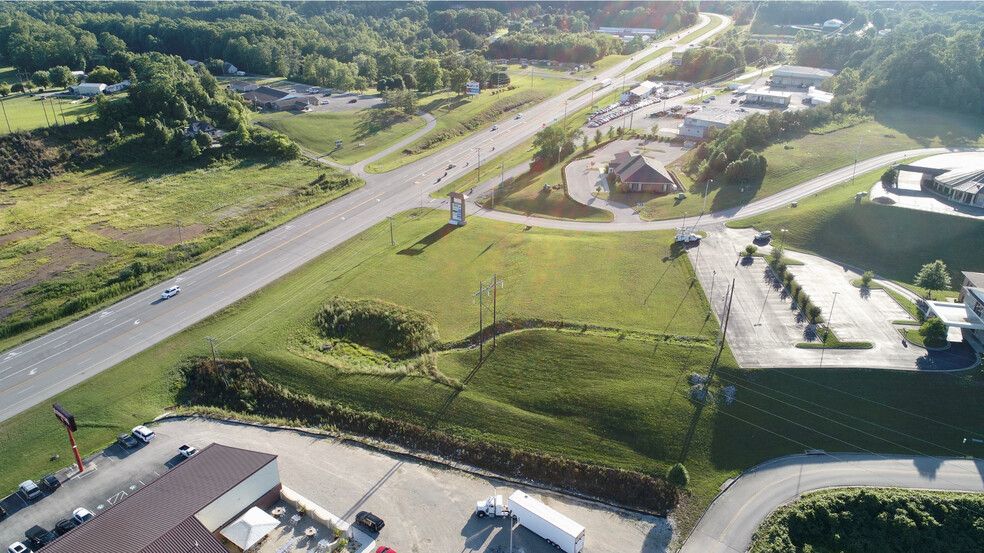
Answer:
[1,418,672,553]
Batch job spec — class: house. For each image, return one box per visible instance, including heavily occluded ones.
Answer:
[745,88,792,107]
[608,152,680,194]
[271,96,319,111]
[229,81,259,93]
[184,120,226,143]
[105,80,131,93]
[770,66,836,88]
[823,18,844,30]
[242,86,289,107]
[678,107,749,139]
[72,83,107,96]
[223,62,239,75]
[184,59,201,67]
[925,271,984,351]
[41,443,281,553]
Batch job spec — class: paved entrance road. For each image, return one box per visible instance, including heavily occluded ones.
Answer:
[680,453,984,553]
[0,15,731,423]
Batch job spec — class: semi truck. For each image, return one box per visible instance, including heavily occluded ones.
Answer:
[475,491,585,553]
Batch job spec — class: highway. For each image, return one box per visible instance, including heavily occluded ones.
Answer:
[0,14,730,422]
[680,453,984,553]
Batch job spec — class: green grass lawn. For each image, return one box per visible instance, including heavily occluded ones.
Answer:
[727,164,984,291]
[255,108,427,165]
[366,76,578,173]
[0,153,361,351]
[0,66,19,83]
[0,92,106,132]
[635,107,984,221]
[678,13,728,44]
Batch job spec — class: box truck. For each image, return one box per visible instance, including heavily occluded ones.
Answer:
[475,491,585,553]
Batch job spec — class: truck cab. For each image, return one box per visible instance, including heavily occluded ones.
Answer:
[475,495,508,518]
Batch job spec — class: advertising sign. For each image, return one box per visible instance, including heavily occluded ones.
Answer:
[466,81,480,95]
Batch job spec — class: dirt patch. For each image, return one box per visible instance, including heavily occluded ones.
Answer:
[90,223,207,247]
[0,229,41,248]
[0,238,111,321]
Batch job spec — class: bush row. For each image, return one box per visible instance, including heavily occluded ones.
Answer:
[769,257,824,325]
[183,358,680,514]
[750,488,984,553]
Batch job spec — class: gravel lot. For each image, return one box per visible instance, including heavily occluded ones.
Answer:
[1,418,673,553]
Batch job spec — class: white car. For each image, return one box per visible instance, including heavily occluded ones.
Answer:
[8,542,30,553]
[514,113,523,119]
[19,480,42,500]
[73,507,94,524]
[754,230,772,241]
[132,425,156,443]
[160,285,180,299]
[491,125,498,131]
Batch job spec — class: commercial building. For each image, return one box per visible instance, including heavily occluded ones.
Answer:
[71,83,107,96]
[608,152,680,194]
[42,443,281,553]
[242,86,289,107]
[623,81,660,102]
[804,86,833,105]
[770,65,836,88]
[745,88,792,107]
[678,107,749,139]
[823,18,844,30]
[925,272,984,351]
[229,81,259,93]
[893,164,984,207]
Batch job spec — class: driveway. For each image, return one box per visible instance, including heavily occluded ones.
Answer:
[1,419,673,553]
[689,225,978,370]
[680,452,984,553]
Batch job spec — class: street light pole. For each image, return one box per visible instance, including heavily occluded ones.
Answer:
[702,179,712,214]
[819,291,839,369]
[708,270,716,317]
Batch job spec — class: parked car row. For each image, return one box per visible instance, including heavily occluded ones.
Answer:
[7,508,93,552]
[587,96,661,128]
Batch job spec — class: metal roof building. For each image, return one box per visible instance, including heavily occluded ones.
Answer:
[42,443,281,553]
[771,65,836,88]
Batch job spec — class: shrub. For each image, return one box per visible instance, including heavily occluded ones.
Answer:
[861,270,874,287]
[744,244,758,256]
[807,304,823,323]
[315,297,439,358]
[918,317,947,344]
[666,463,690,487]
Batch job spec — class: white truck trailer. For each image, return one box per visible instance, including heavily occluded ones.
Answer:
[475,491,585,553]
[599,78,612,89]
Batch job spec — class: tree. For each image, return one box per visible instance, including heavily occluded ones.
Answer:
[48,66,77,88]
[744,245,757,256]
[861,270,874,287]
[666,463,689,487]
[31,70,50,89]
[581,136,589,151]
[0,83,9,97]
[594,128,603,145]
[913,260,951,299]
[447,67,471,95]
[881,167,898,187]
[86,65,122,85]
[807,304,823,323]
[918,317,947,344]
[415,59,443,92]
[382,89,418,115]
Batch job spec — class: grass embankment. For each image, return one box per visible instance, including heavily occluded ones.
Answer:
[0,155,361,350]
[678,13,728,44]
[255,108,427,165]
[727,164,984,292]
[636,107,984,221]
[750,488,984,553]
[367,76,577,173]
[0,92,106,132]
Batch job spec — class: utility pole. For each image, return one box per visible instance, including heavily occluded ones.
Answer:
[702,179,712,214]
[0,99,11,133]
[531,65,534,91]
[819,292,839,369]
[563,99,568,131]
[56,98,68,125]
[205,337,218,367]
[473,274,504,362]
[176,220,183,246]
[494,161,503,209]
[850,137,862,187]
[388,216,394,245]
[708,270,716,317]
[476,147,481,186]
[40,97,51,127]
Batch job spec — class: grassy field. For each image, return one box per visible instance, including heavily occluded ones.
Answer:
[633,107,984,221]
[0,153,361,351]
[2,209,984,542]
[727,164,984,290]
[255,108,427,165]
[366,76,578,173]
[0,92,105,132]
[678,13,728,44]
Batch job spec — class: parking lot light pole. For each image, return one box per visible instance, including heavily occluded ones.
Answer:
[709,270,716,317]
[702,179,712,214]
[819,291,839,369]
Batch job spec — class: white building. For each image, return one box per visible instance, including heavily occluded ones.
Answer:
[823,19,844,29]
[678,107,749,139]
[804,86,833,105]
[925,272,984,351]
[622,81,660,102]
[745,88,792,107]
[105,80,130,93]
[73,82,107,96]
[771,65,836,88]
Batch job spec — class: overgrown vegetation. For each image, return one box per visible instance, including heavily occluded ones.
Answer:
[316,298,439,359]
[183,357,680,514]
[750,488,984,553]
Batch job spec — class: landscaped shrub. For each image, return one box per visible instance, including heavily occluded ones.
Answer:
[182,358,680,514]
[807,304,823,324]
[744,244,758,256]
[666,463,689,487]
[861,270,874,287]
[315,297,439,358]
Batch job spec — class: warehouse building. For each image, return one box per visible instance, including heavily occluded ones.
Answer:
[770,65,836,88]
[745,88,792,107]
[42,443,281,553]
[678,107,749,139]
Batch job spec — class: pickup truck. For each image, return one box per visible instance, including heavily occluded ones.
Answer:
[178,445,198,458]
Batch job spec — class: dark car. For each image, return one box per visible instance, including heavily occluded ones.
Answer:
[355,511,384,532]
[25,525,58,548]
[347,98,357,103]
[54,519,77,536]
[39,474,60,491]
[117,433,139,449]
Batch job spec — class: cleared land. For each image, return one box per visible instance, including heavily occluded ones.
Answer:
[635,107,984,221]
[255,108,427,165]
[0,153,361,350]
[366,75,577,173]
[0,92,104,132]
[727,164,984,291]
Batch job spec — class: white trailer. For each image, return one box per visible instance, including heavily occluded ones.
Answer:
[507,491,585,553]
[599,78,612,89]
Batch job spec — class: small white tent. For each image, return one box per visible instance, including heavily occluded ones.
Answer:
[220,506,280,550]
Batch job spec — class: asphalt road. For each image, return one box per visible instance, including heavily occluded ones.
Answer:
[0,14,731,423]
[680,452,984,553]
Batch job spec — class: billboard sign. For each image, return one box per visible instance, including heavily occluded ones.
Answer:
[53,403,77,432]
[466,81,480,95]
[334,140,343,148]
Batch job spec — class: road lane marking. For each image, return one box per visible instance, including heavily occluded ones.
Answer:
[218,192,385,278]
